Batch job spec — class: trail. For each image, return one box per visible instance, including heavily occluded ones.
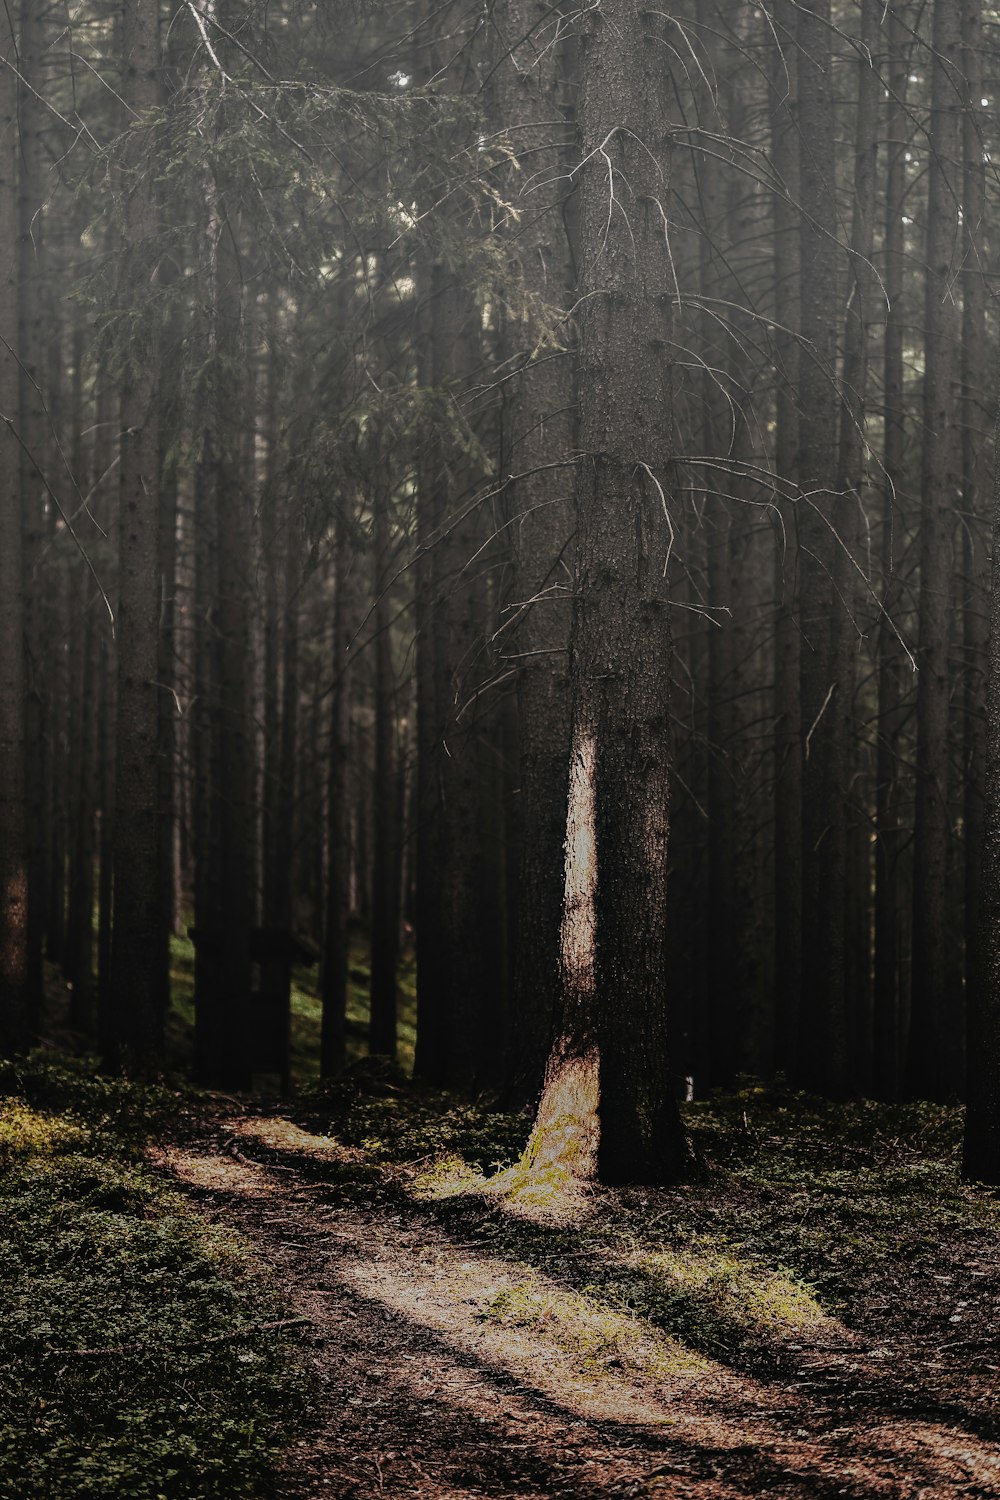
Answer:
[159,1114,1000,1499]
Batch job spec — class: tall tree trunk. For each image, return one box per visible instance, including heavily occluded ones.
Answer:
[768,0,802,1080]
[909,0,964,1101]
[18,0,47,1024]
[837,0,879,1085]
[795,0,848,1096]
[873,4,910,1101]
[961,0,988,1109]
[411,9,502,1092]
[960,0,995,1179]
[108,0,165,1073]
[492,0,577,1109]
[963,404,1000,1182]
[369,464,400,1059]
[261,289,285,930]
[527,2,691,1185]
[320,508,352,1077]
[0,8,28,1052]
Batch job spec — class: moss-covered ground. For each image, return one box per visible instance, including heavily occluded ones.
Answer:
[0,1056,312,1500]
[13,960,1000,1497]
[292,1073,999,1375]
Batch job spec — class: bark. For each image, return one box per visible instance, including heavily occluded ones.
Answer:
[320,509,352,1078]
[18,0,47,1023]
[66,325,104,1032]
[961,0,988,1109]
[837,0,879,1084]
[795,0,848,1096]
[157,248,182,1006]
[961,0,995,1178]
[369,464,401,1060]
[701,31,766,1086]
[963,405,1000,1183]
[767,0,801,1079]
[492,0,577,1108]
[211,186,253,1089]
[191,7,254,1088]
[908,0,964,1101]
[0,8,28,1052]
[108,0,165,1073]
[527,2,691,1186]
[873,4,910,1101]
[413,244,445,1082]
[261,289,285,929]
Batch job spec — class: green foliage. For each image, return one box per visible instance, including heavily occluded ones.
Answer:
[682,1088,989,1299]
[167,927,418,1084]
[0,1060,310,1500]
[296,1060,530,1173]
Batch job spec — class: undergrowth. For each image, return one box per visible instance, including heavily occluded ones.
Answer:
[295,1070,1000,1373]
[0,1054,310,1500]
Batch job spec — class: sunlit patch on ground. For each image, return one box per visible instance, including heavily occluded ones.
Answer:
[0,1100,88,1159]
[231,1114,352,1158]
[623,1244,833,1341]
[153,1144,277,1196]
[157,1106,1000,1499]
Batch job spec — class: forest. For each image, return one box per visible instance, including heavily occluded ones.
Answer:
[4,0,1000,1496]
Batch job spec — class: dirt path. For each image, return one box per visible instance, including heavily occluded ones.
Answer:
[158,1114,1000,1499]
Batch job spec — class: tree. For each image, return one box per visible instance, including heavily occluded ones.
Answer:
[909,0,965,1101]
[963,405,1000,1184]
[492,0,577,1108]
[108,0,166,1073]
[794,0,848,1096]
[0,5,28,1054]
[526,1,692,1186]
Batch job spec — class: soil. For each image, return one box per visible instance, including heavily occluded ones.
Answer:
[156,1112,1000,1500]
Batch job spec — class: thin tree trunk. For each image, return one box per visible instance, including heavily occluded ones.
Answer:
[963,402,1000,1182]
[837,0,879,1085]
[320,509,352,1077]
[18,0,48,1024]
[909,0,964,1101]
[795,0,848,1096]
[369,464,400,1060]
[768,0,801,1080]
[108,0,165,1073]
[961,0,988,1107]
[0,7,28,1052]
[873,4,910,1101]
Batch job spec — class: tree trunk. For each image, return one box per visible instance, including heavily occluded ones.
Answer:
[795,0,848,1096]
[108,0,165,1073]
[0,8,28,1052]
[837,0,879,1086]
[18,0,47,1024]
[963,403,1000,1183]
[767,0,802,1080]
[492,0,577,1109]
[961,0,988,1113]
[909,0,964,1101]
[369,464,401,1060]
[873,3,911,1101]
[527,2,691,1186]
[320,508,352,1077]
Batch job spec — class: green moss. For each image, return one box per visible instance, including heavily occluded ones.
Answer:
[478,1274,707,1376]
[0,1059,311,1500]
[167,926,418,1084]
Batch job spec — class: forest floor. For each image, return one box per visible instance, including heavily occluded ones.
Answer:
[154,1070,1000,1499]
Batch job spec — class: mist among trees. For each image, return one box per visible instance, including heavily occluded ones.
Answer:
[3,0,1000,1159]
[5,4,1000,1492]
